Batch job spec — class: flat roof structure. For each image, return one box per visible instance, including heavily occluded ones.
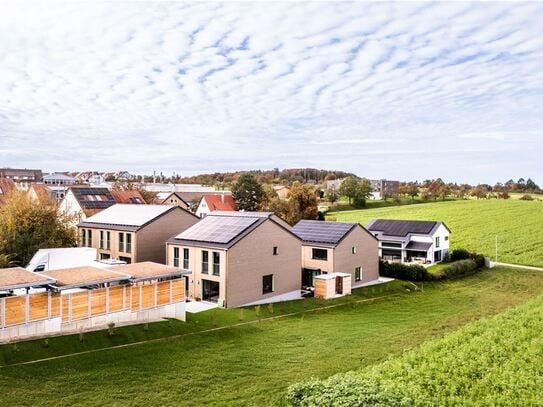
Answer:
[0,267,56,291]
[41,266,130,290]
[112,262,190,282]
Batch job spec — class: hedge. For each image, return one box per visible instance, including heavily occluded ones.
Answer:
[379,260,433,282]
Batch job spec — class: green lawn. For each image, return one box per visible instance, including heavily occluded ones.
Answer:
[329,199,543,267]
[1,267,543,406]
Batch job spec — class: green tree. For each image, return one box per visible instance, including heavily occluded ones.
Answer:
[338,176,359,205]
[231,173,264,211]
[354,178,373,208]
[326,188,339,205]
[0,190,77,265]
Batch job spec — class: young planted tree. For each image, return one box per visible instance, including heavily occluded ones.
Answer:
[231,173,264,211]
[338,176,359,205]
[0,190,77,265]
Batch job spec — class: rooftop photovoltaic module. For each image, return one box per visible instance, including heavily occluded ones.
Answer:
[174,215,260,244]
[292,220,355,244]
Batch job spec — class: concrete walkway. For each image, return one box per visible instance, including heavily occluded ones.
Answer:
[185,301,218,314]
[492,262,543,271]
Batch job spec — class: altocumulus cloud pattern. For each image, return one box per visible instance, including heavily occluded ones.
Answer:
[0,2,542,182]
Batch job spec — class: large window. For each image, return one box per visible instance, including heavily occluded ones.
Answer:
[435,237,440,248]
[87,229,92,247]
[99,231,104,249]
[106,231,111,250]
[262,274,274,294]
[80,229,86,247]
[119,232,125,252]
[355,266,362,282]
[202,250,209,274]
[382,242,402,248]
[173,247,180,268]
[126,233,132,253]
[212,252,220,276]
[312,248,328,261]
[183,248,189,269]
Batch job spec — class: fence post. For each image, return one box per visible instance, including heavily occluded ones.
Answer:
[139,285,143,312]
[154,283,158,307]
[169,280,173,304]
[25,293,30,325]
[106,286,110,314]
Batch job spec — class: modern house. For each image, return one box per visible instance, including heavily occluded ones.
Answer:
[78,204,199,264]
[153,192,190,210]
[195,194,237,218]
[0,262,188,343]
[370,179,400,200]
[75,171,106,185]
[292,220,379,290]
[43,172,77,186]
[0,178,16,208]
[166,212,302,308]
[367,219,450,265]
[59,186,118,222]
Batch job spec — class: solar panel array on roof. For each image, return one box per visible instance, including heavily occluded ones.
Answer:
[72,187,116,210]
[368,219,437,237]
[292,220,355,245]
[174,215,260,244]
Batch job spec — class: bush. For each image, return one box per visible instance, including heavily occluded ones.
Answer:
[285,372,412,407]
[441,259,478,279]
[379,260,433,281]
[519,194,534,201]
[471,253,486,268]
[450,248,470,261]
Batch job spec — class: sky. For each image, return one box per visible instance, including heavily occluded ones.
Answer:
[0,1,542,184]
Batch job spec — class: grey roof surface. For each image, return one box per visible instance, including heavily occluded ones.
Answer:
[405,241,433,251]
[292,220,356,245]
[368,219,438,237]
[172,215,262,245]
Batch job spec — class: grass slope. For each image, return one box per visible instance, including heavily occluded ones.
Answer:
[288,291,543,406]
[329,199,543,267]
[1,267,542,406]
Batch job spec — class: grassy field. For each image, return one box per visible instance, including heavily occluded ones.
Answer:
[328,199,543,267]
[288,290,543,406]
[1,267,543,406]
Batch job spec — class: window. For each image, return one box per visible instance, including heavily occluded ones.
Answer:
[435,237,440,248]
[202,250,209,274]
[81,229,86,247]
[99,231,104,249]
[212,252,220,276]
[312,248,328,261]
[352,247,357,254]
[382,242,402,248]
[119,256,131,264]
[183,248,189,269]
[87,229,92,247]
[262,274,274,294]
[173,247,180,267]
[444,236,449,241]
[126,233,132,253]
[355,267,362,282]
[106,231,111,249]
[119,233,125,252]
[273,246,279,255]
[100,253,110,260]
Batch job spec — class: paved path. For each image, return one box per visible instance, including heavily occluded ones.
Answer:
[492,262,543,271]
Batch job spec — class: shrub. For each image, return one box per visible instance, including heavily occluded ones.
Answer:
[519,194,533,201]
[450,248,470,261]
[441,259,478,279]
[107,322,116,336]
[379,259,433,281]
[285,373,412,407]
[470,253,486,268]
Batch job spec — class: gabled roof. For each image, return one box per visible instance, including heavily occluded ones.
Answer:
[367,219,450,237]
[168,211,299,249]
[154,191,189,206]
[111,190,146,204]
[78,204,190,231]
[293,220,358,246]
[0,178,16,207]
[0,267,56,291]
[69,186,117,216]
[201,194,236,212]
[43,173,76,181]
[178,191,231,204]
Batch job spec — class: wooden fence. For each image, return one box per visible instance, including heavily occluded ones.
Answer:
[0,279,184,328]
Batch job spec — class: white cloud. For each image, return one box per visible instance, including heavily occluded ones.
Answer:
[0,1,542,183]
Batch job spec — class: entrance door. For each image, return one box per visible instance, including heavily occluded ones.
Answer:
[434,250,442,263]
[335,277,343,294]
[202,279,220,302]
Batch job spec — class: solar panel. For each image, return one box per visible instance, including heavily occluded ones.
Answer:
[292,220,354,244]
[368,219,437,237]
[175,216,260,244]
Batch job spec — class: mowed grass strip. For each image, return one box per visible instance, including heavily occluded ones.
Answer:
[1,267,543,406]
[329,199,543,267]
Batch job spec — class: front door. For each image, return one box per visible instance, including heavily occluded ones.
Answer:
[335,277,343,294]
[434,250,442,263]
[202,279,220,303]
